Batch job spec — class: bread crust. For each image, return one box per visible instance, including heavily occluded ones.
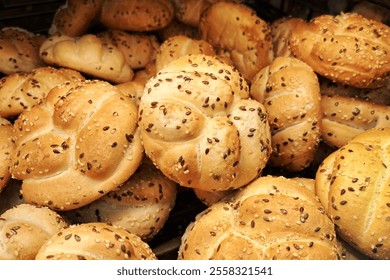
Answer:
[0,203,68,259]
[315,127,390,259]
[289,13,390,88]
[0,118,14,192]
[10,80,144,211]
[321,94,390,148]
[40,34,134,84]
[179,175,340,260]
[100,0,174,32]
[199,1,273,81]
[251,56,322,172]
[139,54,272,191]
[0,66,84,118]
[35,222,157,260]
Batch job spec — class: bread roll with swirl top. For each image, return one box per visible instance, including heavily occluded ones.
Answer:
[178,175,340,260]
[289,12,390,89]
[35,222,157,260]
[0,27,45,75]
[0,66,84,118]
[10,80,144,211]
[138,54,272,191]
[250,56,322,172]
[199,1,273,82]
[0,203,68,260]
[315,127,390,259]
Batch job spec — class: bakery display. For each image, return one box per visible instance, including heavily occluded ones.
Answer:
[315,127,390,259]
[0,203,68,259]
[139,54,272,191]
[35,222,157,260]
[10,80,144,211]
[0,0,388,261]
[178,175,340,260]
[250,56,322,172]
[0,66,84,118]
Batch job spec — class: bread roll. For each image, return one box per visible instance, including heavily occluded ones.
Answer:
[250,56,322,172]
[321,94,390,148]
[193,188,233,207]
[157,18,200,42]
[40,34,134,84]
[49,0,104,36]
[35,222,157,260]
[0,203,68,260]
[178,175,340,260]
[199,1,273,82]
[0,117,14,192]
[320,76,390,106]
[64,158,177,241]
[155,35,215,72]
[289,12,390,89]
[100,0,174,32]
[0,66,84,118]
[139,54,272,191]
[10,80,144,211]
[115,79,145,107]
[315,127,390,259]
[0,27,45,75]
[271,17,305,58]
[98,30,160,70]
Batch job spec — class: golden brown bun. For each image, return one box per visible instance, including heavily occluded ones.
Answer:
[49,0,104,37]
[98,30,160,70]
[100,0,174,32]
[320,76,390,106]
[0,203,68,260]
[10,80,144,211]
[0,27,45,75]
[157,18,200,42]
[289,13,390,89]
[40,34,134,84]
[171,0,243,27]
[193,188,233,207]
[64,158,177,241]
[0,66,85,118]
[0,118,14,192]
[139,54,272,191]
[271,17,305,58]
[250,56,322,172]
[35,222,157,260]
[315,127,390,259]
[115,79,145,107]
[199,1,273,82]
[321,94,390,148]
[155,35,215,72]
[178,175,340,260]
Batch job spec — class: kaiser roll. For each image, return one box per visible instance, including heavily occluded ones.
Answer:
[250,56,322,172]
[0,203,68,259]
[178,175,340,260]
[35,222,157,260]
[138,54,272,191]
[10,80,144,211]
[315,127,390,259]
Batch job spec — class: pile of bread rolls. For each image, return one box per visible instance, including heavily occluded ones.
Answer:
[0,0,389,260]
